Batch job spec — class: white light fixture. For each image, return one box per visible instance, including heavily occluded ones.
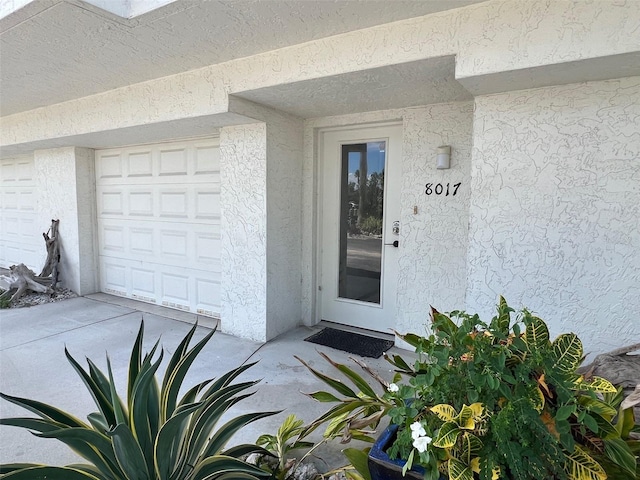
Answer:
[436,145,451,170]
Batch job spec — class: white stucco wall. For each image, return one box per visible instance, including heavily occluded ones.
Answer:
[33,147,98,295]
[265,115,304,339]
[2,1,638,351]
[220,123,268,341]
[396,103,473,336]
[220,103,304,342]
[3,0,638,154]
[467,76,640,357]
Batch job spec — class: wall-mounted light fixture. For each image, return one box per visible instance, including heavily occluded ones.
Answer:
[436,145,451,169]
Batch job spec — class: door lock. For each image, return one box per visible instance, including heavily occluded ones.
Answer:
[392,220,400,235]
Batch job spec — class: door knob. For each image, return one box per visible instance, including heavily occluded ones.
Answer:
[384,240,399,248]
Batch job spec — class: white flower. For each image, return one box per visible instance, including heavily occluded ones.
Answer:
[410,421,426,440]
[412,435,432,453]
[387,383,399,393]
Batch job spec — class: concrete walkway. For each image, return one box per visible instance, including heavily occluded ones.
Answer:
[0,295,405,471]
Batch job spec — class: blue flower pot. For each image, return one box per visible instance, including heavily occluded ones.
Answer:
[368,424,434,480]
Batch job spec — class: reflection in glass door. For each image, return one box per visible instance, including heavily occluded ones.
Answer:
[338,141,386,304]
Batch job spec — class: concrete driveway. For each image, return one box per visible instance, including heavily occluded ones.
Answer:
[0,295,402,471]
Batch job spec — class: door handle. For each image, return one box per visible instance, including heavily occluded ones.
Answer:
[384,240,399,248]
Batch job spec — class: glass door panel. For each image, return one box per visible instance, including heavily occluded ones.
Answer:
[338,141,386,304]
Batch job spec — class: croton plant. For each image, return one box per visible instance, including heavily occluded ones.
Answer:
[301,298,639,480]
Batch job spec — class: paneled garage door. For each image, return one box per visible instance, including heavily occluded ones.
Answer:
[96,139,221,317]
[0,156,43,271]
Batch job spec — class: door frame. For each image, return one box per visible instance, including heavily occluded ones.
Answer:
[315,121,403,333]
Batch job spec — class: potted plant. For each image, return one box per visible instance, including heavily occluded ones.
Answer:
[300,298,639,480]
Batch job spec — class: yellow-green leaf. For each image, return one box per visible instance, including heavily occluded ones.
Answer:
[577,395,617,419]
[525,316,549,353]
[458,432,483,465]
[494,296,512,335]
[551,334,583,374]
[433,422,460,448]
[576,376,616,394]
[457,405,476,430]
[467,403,484,418]
[564,445,606,480]
[432,308,459,337]
[470,457,480,474]
[616,404,636,438]
[527,385,545,413]
[431,404,457,422]
[448,457,474,480]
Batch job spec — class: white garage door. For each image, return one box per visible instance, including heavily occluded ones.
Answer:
[96,138,221,317]
[0,156,43,271]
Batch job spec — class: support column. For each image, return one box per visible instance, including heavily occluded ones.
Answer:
[220,123,269,341]
[34,147,97,295]
[220,105,303,342]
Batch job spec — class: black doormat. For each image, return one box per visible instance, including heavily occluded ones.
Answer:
[304,327,394,358]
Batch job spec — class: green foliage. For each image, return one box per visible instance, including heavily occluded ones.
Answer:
[384,299,639,480]
[0,321,277,480]
[318,448,372,480]
[303,297,639,480]
[0,291,10,309]
[358,216,383,236]
[295,352,393,444]
[256,414,314,480]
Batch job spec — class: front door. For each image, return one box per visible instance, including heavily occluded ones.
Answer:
[319,124,402,332]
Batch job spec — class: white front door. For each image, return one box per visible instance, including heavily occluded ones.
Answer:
[319,124,402,333]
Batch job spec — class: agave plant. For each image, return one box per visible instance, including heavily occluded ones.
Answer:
[0,321,277,480]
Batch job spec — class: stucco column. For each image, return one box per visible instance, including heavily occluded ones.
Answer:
[220,123,269,341]
[220,112,303,342]
[34,147,97,295]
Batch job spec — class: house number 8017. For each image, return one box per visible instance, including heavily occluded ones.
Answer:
[425,182,461,196]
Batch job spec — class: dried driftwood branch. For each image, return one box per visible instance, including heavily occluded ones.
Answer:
[0,263,53,303]
[579,343,640,389]
[0,219,61,305]
[40,219,60,284]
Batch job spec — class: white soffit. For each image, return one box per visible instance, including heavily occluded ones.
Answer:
[0,0,486,116]
[233,56,473,118]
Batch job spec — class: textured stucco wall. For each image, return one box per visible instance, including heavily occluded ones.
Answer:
[220,123,268,342]
[265,114,304,340]
[396,103,473,336]
[467,76,640,357]
[33,147,97,294]
[3,0,638,152]
[219,105,305,342]
[303,102,473,335]
[454,0,640,79]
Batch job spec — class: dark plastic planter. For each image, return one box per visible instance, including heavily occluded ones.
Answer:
[368,424,439,480]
